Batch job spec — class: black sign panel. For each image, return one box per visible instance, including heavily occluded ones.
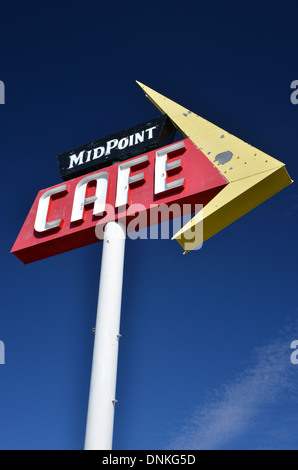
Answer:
[57,115,176,181]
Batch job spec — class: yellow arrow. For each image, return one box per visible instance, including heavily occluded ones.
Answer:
[136,81,293,253]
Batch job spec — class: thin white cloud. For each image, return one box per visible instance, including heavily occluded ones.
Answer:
[166,325,298,450]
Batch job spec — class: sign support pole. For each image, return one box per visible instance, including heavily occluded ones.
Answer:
[84,221,126,450]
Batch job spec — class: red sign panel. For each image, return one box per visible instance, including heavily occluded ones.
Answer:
[11,138,228,264]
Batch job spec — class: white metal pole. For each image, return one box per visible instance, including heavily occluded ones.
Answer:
[84,221,126,450]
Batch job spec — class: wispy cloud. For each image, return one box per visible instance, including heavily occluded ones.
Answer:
[166,324,298,450]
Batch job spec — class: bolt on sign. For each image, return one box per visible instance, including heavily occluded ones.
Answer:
[11,82,293,263]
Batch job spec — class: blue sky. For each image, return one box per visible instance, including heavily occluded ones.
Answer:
[1,0,298,450]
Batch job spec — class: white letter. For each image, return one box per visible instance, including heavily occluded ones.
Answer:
[34,185,67,232]
[105,139,118,155]
[115,155,148,207]
[68,150,85,169]
[146,455,155,465]
[71,172,108,222]
[85,150,92,162]
[145,126,157,139]
[290,340,298,365]
[154,142,185,195]
[118,137,129,150]
[135,131,144,144]
[0,81,4,104]
[93,146,105,160]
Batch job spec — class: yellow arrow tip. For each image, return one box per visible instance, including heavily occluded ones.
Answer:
[136,80,145,88]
